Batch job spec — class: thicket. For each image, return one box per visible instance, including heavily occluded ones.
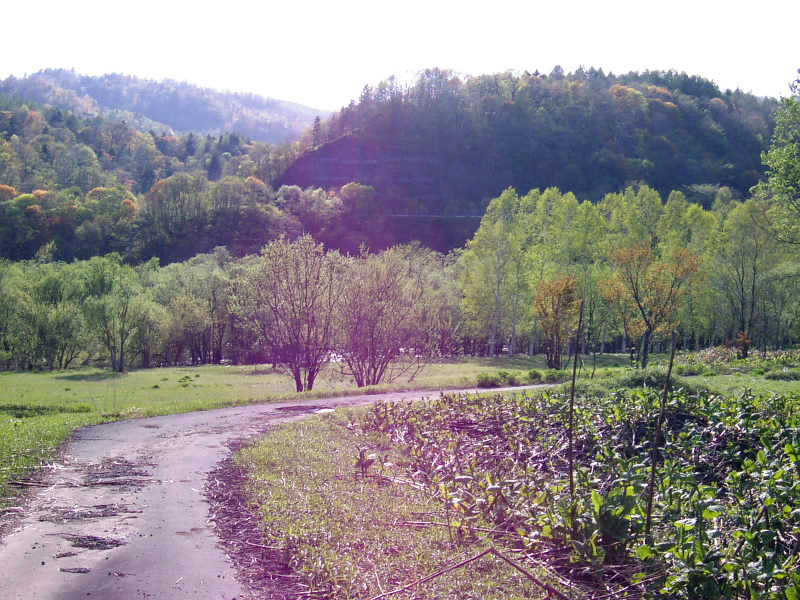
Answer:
[356,387,800,599]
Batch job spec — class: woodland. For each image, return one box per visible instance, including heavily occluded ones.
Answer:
[0,67,798,381]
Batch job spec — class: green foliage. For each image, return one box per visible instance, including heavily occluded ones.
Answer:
[239,414,548,598]
[476,372,502,387]
[759,88,800,242]
[764,367,800,380]
[284,68,776,250]
[355,384,800,599]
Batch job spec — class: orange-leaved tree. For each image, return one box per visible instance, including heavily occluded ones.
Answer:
[533,274,580,369]
[604,244,701,368]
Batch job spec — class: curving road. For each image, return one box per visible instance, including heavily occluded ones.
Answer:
[0,385,546,599]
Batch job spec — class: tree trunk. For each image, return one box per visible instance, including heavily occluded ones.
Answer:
[292,368,304,392]
[640,329,652,369]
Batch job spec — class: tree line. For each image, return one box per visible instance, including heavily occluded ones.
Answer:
[2,66,782,260]
[2,71,797,383]
[0,239,458,390]
[2,180,798,381]
[284,67,777,251]
[459,183,800,368]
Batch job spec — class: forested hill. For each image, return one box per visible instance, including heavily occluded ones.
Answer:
[0,69,328,143]
[0,67,785,261]
[282,68,778,247]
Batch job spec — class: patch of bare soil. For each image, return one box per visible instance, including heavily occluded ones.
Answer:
[275,405,334,413]
[205,436,305,600]
[81,456,156,489]
[38,503,142,523]
[60,533,126,550]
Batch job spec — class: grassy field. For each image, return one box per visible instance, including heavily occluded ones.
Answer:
[685,373,800,396]
[0,354,616,504]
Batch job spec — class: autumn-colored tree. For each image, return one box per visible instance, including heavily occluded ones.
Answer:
[0,184,18,201]
[604,244,701,368]
[533,274,580,369]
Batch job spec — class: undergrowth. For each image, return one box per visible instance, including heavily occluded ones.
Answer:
[352,389,800,599]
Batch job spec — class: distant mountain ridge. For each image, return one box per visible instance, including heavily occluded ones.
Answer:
[0,69,329,143]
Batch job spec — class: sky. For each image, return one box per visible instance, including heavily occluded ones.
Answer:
[1,0,797,112]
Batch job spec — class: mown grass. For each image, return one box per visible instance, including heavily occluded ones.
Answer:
[0,354,599,505]
[237,410,550,599]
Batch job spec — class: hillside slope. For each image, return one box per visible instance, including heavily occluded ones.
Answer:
[282,68,778,245]
[0,69,328,143]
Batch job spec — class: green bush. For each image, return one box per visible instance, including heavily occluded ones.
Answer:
[611,368,703,395]
[675,364,708,376]
[497,370,520,385]
[543,369,567,383]
[764,368,800,381]
[526,369,542,383]
[476,372,501,388]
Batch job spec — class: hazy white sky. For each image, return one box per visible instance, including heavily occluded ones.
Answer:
[2,0,797,111]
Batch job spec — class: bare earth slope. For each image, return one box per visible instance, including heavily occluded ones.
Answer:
[0,385,543,599]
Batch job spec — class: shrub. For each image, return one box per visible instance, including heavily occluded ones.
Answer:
[476,372,501,388]
[764,368,800,381]
[611,368,702,395]
[526,369,542,383]
[675,364,707,376]
[543,369,566,383]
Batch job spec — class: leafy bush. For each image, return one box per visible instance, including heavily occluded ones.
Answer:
[476,372,501,388]
[496,370,520,386]
[478,369,543,387]
[675,363,708,376]
[764,368,800,381]
[543,368,567,383]
[526,369,542,383]
[358,387,800,600]
[611,368,703,395]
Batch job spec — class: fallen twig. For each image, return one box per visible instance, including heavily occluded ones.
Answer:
[242,539,283,550]
[8,480,48,487]
[363,547,576,600]
[364,548,493,600]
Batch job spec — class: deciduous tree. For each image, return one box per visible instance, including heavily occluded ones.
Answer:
[230,236,344,391]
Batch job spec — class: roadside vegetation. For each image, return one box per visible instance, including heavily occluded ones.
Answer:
[240,348,800,599]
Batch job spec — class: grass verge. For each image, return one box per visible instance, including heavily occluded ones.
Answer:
[237,410,552,599]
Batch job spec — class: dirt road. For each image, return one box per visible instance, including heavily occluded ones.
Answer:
[0,385,544,599]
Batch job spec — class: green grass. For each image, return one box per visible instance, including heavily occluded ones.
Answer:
[0,354,603,505]
[685,373,800,397]
[238,410,551,599]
